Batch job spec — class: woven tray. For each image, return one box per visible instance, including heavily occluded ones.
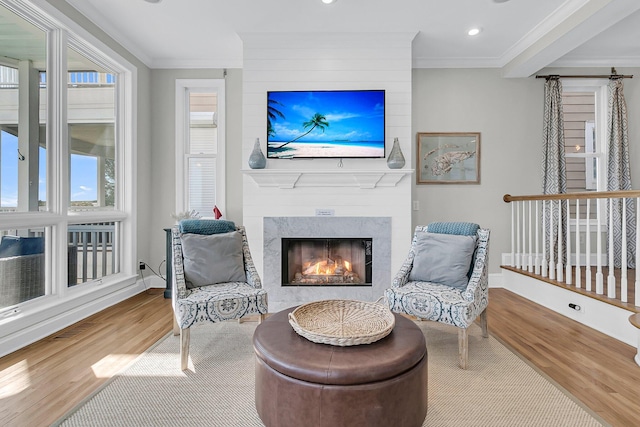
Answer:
[288,299,395,346]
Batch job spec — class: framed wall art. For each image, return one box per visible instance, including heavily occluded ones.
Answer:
[416,132,480,184]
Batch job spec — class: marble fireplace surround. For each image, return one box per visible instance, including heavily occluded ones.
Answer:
[263,216,392,312]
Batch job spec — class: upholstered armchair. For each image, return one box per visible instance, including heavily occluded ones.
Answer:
[171,220,268,370]
[0,236,45,308]
[385,222,490,369]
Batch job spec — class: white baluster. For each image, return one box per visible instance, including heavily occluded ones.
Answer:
[516,202,521,269]
[535,200,541,275]
[585,198,592,291]
[510,202,515,267]
[557,200,564,282]
[621,198,628,303]
[520,201,526,270]
[522,200,528,271]
[549,200,555,281]
[596,198,604,294]
[607,198,616,299]
[528,201,533,273]
[584,199,591,291]
[542,200,548,277]
[635,197,640,307]
[575,199,581,289]
[565,199,572,285]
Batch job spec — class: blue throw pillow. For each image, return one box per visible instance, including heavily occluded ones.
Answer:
[408,231,477,289]
[178,219,236,235]
[427,222,479,237]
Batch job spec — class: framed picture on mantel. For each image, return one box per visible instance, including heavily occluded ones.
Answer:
[416,132,480,184]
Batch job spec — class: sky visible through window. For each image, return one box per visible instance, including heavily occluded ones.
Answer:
[1,131,97,207]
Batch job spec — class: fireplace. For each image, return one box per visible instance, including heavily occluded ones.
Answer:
[262,217,392,312]
[282,238,372,286]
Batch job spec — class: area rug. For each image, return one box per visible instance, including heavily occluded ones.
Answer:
[54,320,605,427]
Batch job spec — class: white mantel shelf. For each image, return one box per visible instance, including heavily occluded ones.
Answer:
[243,169,414,189]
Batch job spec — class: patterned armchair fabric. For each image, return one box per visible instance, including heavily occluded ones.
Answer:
[385,223,490,369]
[171,223,268,370]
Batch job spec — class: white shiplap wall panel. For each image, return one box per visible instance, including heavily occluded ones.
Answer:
[243,80,412,94]
[243,47,412,60]
[245,70,407,83]
[241,32,414,302]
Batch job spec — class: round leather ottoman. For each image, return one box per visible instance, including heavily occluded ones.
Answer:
[253,307,428,427]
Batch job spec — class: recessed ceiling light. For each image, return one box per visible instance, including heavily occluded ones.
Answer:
[322,0,337,4]
[144,0,162,3]
[467,28,482,36]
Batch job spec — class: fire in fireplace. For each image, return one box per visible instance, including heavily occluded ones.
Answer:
[281,237,372,286]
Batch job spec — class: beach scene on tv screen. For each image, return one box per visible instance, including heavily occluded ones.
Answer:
[267,90,385,159]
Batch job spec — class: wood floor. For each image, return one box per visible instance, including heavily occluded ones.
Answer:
[1,287,639,426]
[0,289,172,427]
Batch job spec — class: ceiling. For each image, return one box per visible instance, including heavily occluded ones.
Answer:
[64,0,640,77]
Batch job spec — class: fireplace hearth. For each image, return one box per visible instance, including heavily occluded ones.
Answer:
[282,238,372,286]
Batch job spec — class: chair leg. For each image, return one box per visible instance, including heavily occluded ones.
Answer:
[172,312,180,336]
[458,327,468,370]
[480,309,488,338]
[259,313,265,324]
[180,328,191,371]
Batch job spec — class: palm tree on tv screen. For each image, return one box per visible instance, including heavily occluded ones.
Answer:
[267,98,285,137]
[276,112,330,149]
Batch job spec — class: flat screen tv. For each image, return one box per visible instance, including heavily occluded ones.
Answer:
[266,89,385,159]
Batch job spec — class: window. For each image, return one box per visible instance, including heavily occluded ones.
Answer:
[67,47,117,210]
[562,80,607,193]
[562,80,608,220]
[0,0,135,345]
[0,13,46,213]
[175,80,225,218]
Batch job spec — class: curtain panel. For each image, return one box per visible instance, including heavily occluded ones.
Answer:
[607,78,636,268]
[541,78,567,264]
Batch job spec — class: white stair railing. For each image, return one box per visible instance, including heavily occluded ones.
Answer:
[504,190,640,308]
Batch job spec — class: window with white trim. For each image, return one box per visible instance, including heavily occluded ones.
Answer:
[562,80,607,193]
[0,0,135,316]
[562,79,608,220]
[175,80,225,218]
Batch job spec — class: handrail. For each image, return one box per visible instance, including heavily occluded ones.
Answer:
[504,190,640,203]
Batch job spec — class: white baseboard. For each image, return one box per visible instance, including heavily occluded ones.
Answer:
[139,275,167,289]
[501,268,636,347]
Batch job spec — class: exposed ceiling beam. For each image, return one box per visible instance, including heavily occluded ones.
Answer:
[502,0,640,78]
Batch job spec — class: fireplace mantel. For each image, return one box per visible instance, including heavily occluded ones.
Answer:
[243,169,413,189]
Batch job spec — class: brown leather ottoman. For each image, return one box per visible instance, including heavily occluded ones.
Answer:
[253,307,428,427]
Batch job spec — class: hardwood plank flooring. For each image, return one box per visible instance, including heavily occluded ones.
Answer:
[488,288,640,427]
[1,288,639,426]
[0,289,172,427]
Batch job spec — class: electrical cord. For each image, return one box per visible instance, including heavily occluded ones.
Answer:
[140,261,166,282]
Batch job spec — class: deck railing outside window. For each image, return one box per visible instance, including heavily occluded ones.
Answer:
[0,223,117,308]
